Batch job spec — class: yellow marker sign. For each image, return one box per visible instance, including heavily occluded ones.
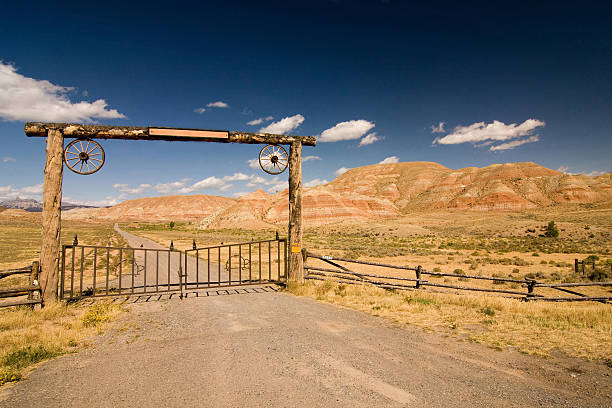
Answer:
[291,244,302,253]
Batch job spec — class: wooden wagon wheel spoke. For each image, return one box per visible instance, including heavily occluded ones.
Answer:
[258,144,288,175]
[63,139,105,175]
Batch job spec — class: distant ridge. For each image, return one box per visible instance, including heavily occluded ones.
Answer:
[0,198,99,212]
[60,162,612,226]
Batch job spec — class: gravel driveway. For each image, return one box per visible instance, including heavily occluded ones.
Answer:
[1,287,610,407]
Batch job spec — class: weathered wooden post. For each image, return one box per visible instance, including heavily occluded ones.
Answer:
[288,140,303,282]
[40,129,63,303]
[415,265,422,289]
[574,259,579,274]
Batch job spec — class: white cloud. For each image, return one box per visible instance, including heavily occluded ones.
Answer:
[358,132,381,147]
[247,158,260,170]
[319,119,375,143]
[260,114,305,134]
[0,183,44,200]
[585,170,607,177]
[431,122,445,133]
[232,191,250,198]
[379,156,399,164]
[304,178,329,187]
[223,172,250,181]
[247,116,274,126]
[0,61,126,122]
[334,167,350,176]
[112,183,152,194]
[303,155,322,162]
[194,107,206,114]
[433,119,545,147]
[2,156,16,162]
[206,101,229,108]
[489,135,539,151]
[557,166,570,173]
[247,118,263,126]
[153,180,191,194]
[268,181,288,193]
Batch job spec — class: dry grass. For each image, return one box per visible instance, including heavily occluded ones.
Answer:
[0,301,123,385]
[286,280,612,361]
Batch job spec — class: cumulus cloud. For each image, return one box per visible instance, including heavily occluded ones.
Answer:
[431,122,445,133]
[206,101,229,108]
[334,167,350,176]
[2,156,16,162]
[194,107,206,114]
[0,183,44,200]
[557,166,570,173]
[379,156,399,164]
[260,114,305,134]
[112,183,152,194]
[247,158,260,169]
[319,119,375,143]
[358,132,381,147]
[0,61,126,122]
[303,155,322,162]
[433,119,545,151]
[304,178,329,187]
[247,116,274,126]
[489,135,539,151]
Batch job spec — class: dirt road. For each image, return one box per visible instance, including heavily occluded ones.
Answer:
[2,286,611,407]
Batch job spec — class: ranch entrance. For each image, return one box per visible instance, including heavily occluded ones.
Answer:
[59,237,287,300]
[25,122,315,303]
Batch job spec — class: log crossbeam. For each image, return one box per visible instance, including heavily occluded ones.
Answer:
[25,122,316,146]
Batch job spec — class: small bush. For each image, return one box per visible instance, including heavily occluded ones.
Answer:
[481,306,496,316]
[433,267,441,272]
[82,303,115,328]
[453,268,465,276]
[545,221,559,238]
[512,268,520,274]
[532,252,539,256]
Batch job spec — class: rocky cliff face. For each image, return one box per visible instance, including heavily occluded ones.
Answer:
[63,162,612,226]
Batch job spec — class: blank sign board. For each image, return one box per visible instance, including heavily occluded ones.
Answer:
[149,128,229,139]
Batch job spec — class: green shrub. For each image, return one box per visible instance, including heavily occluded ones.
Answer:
[545,221,559,238]
[481,306,496,316]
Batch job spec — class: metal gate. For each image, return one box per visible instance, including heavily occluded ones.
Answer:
[184,238,287,289]
[60,238,287,300]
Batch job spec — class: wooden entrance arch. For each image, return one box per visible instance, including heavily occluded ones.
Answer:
[25,122,316,302]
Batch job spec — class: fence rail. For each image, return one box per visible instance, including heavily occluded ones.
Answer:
[304,251,612,303]
[0,262,42,308]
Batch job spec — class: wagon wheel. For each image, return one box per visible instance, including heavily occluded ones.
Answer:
[259,144,288,175]
[64,139,105,175]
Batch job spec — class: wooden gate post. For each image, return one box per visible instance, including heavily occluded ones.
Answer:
[288,140,304,282]
[40,129,63,303]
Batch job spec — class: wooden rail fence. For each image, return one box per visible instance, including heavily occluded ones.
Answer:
[0,262,42,308]
[304,251,612,303]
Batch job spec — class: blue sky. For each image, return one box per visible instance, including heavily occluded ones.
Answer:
[1,0,610,205]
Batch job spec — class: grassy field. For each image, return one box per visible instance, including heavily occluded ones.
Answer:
[0,210,128,386]
[121,203,611,360]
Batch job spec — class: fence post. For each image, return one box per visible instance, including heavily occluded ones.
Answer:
[415,265,422,289]
[525,279,536,301]
[592,258,596,270]
[574,259,579,274]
